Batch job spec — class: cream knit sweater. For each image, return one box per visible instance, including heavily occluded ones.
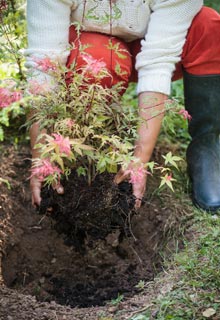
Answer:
[25,0,203,95]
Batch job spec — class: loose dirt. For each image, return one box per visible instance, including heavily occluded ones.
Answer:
[0,143,189,320]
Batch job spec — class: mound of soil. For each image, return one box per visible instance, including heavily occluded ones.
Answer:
[39,173,136,251]
[0,143,188,319]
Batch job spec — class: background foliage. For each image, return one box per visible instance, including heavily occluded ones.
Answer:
[0,0,219,143]
[204,0,220,11]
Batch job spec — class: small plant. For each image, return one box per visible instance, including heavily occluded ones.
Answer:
[0,177,11,189]
[0,0,27,141]
[26,54,186,190]
[26,49,139,185]
[0,0,27,80]
[135,279,146,290]
[0,81,25,141]
[110,293,124,305]
[130,314,151,320]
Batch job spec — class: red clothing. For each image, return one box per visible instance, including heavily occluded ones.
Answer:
[174,6,220,80]
[67,6,220,93]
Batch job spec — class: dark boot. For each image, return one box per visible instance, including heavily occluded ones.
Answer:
[183,71,220,211]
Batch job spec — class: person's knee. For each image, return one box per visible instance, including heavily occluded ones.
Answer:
[182,6,220,74]
[189,6,220,40]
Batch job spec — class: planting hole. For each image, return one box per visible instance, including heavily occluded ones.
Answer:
[0,146,183,308]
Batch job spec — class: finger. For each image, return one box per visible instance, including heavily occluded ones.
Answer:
[52,182,64,195]
[132,184,145,201]
[30,176,42,206]
[56,185,64,194]
[132,181,146,210]
[134,198,142,210]
[114,171,130,185]
[31,186,42,207]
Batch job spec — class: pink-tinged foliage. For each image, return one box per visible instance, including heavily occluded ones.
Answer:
[12,91,22,101]
[81,54,107,75]
[65,118,75,129]
[28,80,51,95]
[34,57,57,72]
[0,0,7,12]
[0,87,22,108]
[31,159,62,181]
[125,166,150,184]
[166,174,172,181]
[178,109,192,120]
[3,79,17,88]
[52,133,71,156]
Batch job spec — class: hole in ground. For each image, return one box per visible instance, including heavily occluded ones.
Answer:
[0,145,185,309]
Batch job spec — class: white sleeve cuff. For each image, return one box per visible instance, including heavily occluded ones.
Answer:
[23,48,70,66]
[23,49,70,93]
[137,72,171,96]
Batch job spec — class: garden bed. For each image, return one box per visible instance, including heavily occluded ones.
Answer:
[0,143,188,319]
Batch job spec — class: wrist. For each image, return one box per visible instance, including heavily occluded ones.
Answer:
[134,142,153,164]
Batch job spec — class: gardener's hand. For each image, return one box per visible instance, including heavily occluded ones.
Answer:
[114,166,147,209]
[115,91,167,209]
[30,175,42,206]
[30,176,64,207]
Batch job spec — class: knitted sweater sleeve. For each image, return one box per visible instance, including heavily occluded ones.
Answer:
[25,0,77,88]
[136,0,203,95]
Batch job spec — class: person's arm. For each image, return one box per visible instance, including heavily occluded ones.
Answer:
[26,0,78,205]
[134,92,167,163]
[25,0,78,87]
[136,0,203,96]
[29,122,45,206]
[115,0,203,208]
[115,91,167,208]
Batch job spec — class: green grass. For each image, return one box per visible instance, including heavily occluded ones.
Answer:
[130,210,220,320]
[127,78,220,319]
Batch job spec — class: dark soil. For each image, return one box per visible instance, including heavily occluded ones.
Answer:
[0,143,189,320]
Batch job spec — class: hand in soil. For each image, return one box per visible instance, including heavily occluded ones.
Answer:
[114,168,147,209]
[30,176,64,206]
